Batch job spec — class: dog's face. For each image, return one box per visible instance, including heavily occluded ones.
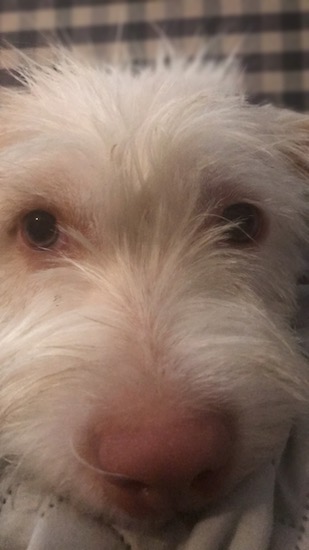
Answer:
[0,54,308,527]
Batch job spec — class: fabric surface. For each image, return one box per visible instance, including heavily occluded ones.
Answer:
[0,0,308,111]
[0,426,308,550]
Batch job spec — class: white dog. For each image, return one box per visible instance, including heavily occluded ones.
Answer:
[0,51,308,548]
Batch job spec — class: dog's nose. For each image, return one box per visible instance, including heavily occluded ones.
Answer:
[97,414,233,518]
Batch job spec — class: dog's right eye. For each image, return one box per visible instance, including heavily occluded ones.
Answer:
[222,203,263,245]
[21,210,59,250]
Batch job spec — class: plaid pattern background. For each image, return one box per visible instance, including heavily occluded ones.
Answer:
[0,0,308,111]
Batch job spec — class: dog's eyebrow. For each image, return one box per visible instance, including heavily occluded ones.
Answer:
[0,150,72,219]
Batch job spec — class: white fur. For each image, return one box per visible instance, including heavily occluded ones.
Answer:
[0,52,308,527]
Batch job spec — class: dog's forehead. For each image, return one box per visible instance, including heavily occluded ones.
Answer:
[1,57,260,164]
[0,57,304,228]
[22,55,242,123]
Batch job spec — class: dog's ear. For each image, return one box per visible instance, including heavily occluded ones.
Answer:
[274,109,309,179]
[274,110,309,282]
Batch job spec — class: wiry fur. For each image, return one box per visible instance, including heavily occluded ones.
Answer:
[0,51,308,528]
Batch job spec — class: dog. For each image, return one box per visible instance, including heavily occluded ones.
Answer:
[0,51,308,535]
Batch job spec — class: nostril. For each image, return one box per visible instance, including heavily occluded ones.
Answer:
[104,473,149,493]
[191,469,213,487]
[118,479,148,493]
[191,468,223,496]
[102,470,154,494]
[102,472,172,518]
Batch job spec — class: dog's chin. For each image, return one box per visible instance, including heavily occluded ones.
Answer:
[61,432,286,533]
[58,467,236,531]
[72,492,216,532]
[66,459,269,534]
[107,507,206,533]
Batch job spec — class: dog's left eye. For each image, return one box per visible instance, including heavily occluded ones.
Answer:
[222,203,262,244]
[21,210,59,250]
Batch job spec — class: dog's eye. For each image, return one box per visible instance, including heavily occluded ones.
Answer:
[21,210,59,249]
[222,203,262,244]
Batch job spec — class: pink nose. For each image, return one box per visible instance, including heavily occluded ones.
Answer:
[97,414,233,518]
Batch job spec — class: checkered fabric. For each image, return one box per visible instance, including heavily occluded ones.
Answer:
[0,1,308,111]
